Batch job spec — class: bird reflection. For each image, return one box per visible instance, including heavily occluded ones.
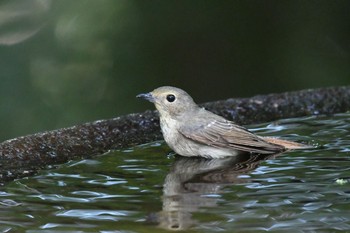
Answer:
[153,153,280,231]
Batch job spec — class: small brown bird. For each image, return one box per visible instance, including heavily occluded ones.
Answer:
[137,86,307,159]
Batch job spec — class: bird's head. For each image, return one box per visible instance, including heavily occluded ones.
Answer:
[137,86,198,118]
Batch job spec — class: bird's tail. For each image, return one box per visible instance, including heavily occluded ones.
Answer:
[263,137,312,150]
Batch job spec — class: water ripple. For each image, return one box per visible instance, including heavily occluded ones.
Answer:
[1,114,350,231]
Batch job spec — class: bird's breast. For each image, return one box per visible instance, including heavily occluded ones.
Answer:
[160,117,180,145]
[159,116,196,155]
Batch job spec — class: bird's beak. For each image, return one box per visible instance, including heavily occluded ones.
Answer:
[136,92,155,103]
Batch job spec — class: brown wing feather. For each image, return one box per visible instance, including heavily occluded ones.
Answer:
[179,118,285,154]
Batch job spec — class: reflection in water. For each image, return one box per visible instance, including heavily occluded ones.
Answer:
[156,153,279,230]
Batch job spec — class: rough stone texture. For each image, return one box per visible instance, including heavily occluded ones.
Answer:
[0,86,349,184]
[203,86,350,125]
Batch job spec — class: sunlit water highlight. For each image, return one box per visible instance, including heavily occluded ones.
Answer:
[1,113,350,232]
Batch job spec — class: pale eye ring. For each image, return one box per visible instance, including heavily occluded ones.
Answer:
[166,94,176,102]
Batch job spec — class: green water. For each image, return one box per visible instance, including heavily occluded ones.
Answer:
[1,114,350,232]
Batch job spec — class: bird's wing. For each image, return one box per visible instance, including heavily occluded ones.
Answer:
[178,117,285,154]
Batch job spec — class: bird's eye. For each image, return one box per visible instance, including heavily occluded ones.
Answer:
[166,94,176,102]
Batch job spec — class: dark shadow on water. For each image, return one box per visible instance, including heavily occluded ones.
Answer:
[149,153,281,231]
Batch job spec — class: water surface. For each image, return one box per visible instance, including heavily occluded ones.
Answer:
[1,114,350,232]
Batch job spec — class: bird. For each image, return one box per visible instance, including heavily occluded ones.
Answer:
[137,86,308,159]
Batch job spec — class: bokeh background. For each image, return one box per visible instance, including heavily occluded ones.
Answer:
[0,0,349,141]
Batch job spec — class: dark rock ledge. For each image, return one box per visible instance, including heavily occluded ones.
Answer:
[0,86,349,184]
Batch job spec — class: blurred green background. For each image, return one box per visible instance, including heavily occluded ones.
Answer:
[0,0,349,141]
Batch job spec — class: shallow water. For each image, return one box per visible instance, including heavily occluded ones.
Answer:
[1,113,350,232]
